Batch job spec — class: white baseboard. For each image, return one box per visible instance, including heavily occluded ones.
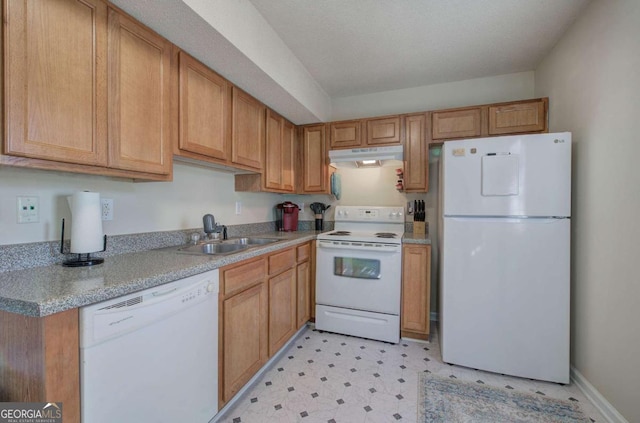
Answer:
[571,366,629,423]
[211,324,309,423]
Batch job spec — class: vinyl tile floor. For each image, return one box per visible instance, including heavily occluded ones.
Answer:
[218,325,605,423]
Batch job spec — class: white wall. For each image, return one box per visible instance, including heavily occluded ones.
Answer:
[0,163,282,245]
[331,71,535,120]
[535,0,640,421]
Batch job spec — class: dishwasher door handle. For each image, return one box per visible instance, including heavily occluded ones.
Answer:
[151,287,178,297]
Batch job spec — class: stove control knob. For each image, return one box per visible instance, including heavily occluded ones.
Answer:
[398,211,403,217]
[390,212,397,217]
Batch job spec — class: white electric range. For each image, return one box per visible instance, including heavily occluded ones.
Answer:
[315,205,404,343]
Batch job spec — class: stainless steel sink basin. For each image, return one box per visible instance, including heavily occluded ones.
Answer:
[223,237,279,246]
[174,237,279,256]
[177,243,249,255]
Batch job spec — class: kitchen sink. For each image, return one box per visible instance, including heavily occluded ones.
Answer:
[177,242,249,255]
[222,237,279,246]
[174,237,280,255]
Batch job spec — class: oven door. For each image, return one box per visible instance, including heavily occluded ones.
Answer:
[315,240,401,315]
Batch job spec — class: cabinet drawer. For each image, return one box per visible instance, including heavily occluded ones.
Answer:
[268,248,296,275]
[296,243,310,262]
[222,257,267,297]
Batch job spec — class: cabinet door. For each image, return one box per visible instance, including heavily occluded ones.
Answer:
[4,0,108,166]
[310,241,317,320]
[222,282,268,404]
[401,245,431,340]
[330,120,361,149]
[301,124,328,193]
[264,109,283,189]
[366,116,401,146]
[231,87,265,171]
[296,260,310,328]
[489,99,547,135]
[107,9,172,175]
[432,108,482,140]
[0,309,81,423]
[268,268,297,356]
[282,119,296,192]
[178,51,230,161]
[404,113,429,192]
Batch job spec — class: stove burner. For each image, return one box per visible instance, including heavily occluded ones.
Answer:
[329,231,351,236]
[375,232,398,238]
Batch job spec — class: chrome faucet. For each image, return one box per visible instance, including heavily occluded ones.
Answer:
[203,214,226,240]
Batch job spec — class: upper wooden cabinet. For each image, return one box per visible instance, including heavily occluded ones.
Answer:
[231,87,265,171]
[300,124,330,194]
[365,115,402,146]
[264,110,295,192]
[488,98,547,135]
[330,120,361,149]
[176,51,231,163]
[235,108,295,193]
[403,113,429,192]
[329,116,401,149]
[282,120,296,192]
[432,107,483,140]
[3,0,108,166]
[107,9,172,175]
[432,98,548,141]
[264,110,284,189]
[2,0,173,180]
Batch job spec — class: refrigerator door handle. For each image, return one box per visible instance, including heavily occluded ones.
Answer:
[444,216,568,224]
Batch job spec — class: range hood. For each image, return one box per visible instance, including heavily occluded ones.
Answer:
[329,145,403,168]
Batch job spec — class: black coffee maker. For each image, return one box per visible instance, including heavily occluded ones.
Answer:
[310,202,330,231]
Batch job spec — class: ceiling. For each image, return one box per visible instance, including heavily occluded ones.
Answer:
[110,0,590,124]
[248,0,591,98]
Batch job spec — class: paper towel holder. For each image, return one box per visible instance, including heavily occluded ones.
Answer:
[59,218,107,267]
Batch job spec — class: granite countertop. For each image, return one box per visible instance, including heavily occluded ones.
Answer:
[0,232,316,317]
[1,230,432,317]
[402,232,432,245]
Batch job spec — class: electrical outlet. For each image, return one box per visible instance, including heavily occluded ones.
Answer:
[101,198,114,221]
[299,202,305,213]
[235,201,242,215]
[17,196,39,223]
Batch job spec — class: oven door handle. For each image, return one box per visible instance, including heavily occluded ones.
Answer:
[317,241,400,253]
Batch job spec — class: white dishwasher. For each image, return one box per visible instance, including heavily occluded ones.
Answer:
[80,269,219,423]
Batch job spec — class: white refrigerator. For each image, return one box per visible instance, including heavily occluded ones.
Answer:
[439,132,571,384]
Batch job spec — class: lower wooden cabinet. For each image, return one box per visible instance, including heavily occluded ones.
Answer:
[219,242,314,408]
[0,309,81,423]
[296,261,310,327]
[220,259,268,406]
[401,244,431,340]
[268,268,297,356]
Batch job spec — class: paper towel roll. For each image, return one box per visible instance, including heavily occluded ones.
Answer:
[67,191,104,254]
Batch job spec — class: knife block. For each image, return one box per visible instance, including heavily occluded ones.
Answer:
[413,221,426,235]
